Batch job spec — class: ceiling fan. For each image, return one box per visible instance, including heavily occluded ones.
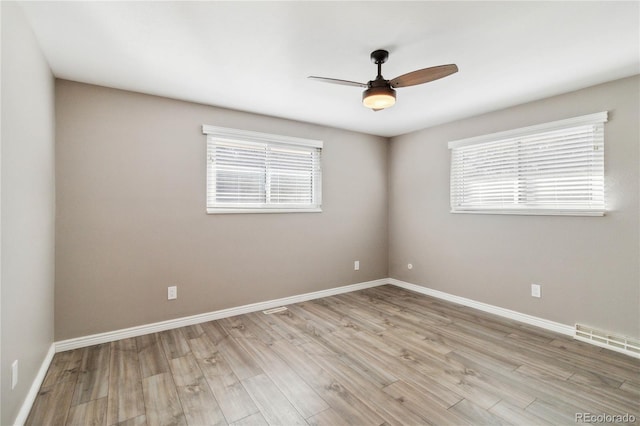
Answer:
[309,49,458,111]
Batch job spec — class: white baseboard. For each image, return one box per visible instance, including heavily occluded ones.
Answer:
[387,278,574,336]
[54,277,629,357]
[22,276,632,425]
[55,278,388,352]
[18,274,632,426]
[13,343,55,426]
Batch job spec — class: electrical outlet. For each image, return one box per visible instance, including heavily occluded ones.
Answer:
[11,360,18,390]
[354,260,360,271]
[407,263,413,270]
[531,284,541,298]
[168,286,177,300]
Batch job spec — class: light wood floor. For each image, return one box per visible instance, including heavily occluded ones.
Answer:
[27,285,639,425]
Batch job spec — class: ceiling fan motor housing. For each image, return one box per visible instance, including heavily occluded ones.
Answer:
[362,78,396,110]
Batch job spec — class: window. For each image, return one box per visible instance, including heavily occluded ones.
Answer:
[448,112,607,216]
[203,125,322,213]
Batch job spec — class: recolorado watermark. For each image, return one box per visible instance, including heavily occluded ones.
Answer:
[575,412,636,423]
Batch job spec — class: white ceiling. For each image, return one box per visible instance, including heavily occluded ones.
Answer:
[19,1,640,137]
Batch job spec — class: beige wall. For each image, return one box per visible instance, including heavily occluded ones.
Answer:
[389,75,640,338]
[1,2,56,424]
[55,80,389,340]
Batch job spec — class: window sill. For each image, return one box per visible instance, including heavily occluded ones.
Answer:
[207,207,322,214]
[450,209,605,217]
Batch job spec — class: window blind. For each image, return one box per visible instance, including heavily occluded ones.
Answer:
[203,126,322,213]
[448,112,607,216]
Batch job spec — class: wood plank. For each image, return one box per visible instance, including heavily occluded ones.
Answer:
[181,323,205,340]
[215,335,263,380]
[367,289,520,351]
[247,311,309,346]
[241,373,307,425]
[430,322,580,381]
[525,398,580,424]
[231,313,279,345]
[450,343,522,373]
[141,373,187,426]
[285,304,339,334]
[218,316,260,340]
[501,330,639,382]
[168,351,228,425]
[245,312,288,340]
[382,380,472,425]
[310,302,499,408]
[187,331,220,360]
[342,325,501,410]
[26,379,76,426]
[168,354,202,387]
[305,348,431,426]
[169,352,227,426]
[71,344,110,406]
[489,400,553,425]
[200,320,229,345]
[327,327,463,409]
[114,415,147,426]
[306,408,350,426]
[135,333,169,378]
[446,351,536,409]
[107,338,145,425]
[229,412,268,426]
[268,339,386,425]
[448,347,589,416]
[515,364,639,414]
[549,336,640,373]
[568,369,625,390]
[234,336,329,418]
[189,335,260,423]
[42,352,70,387]
[42,349,84,388]
[449,398,507,425]
[159,328,191,360]
[620,380,640,396]
[296,300,355,331]
[270,305,330,340]
[302,329,398,389]
[447,346,602,416]
[66,397,107,426]
[176,377,227,426]
[306,296,393,338]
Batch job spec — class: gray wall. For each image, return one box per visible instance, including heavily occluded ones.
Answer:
[55,80,389,341]
[1,2,56,424]
[389,75,639,338]
[56,76,639,342]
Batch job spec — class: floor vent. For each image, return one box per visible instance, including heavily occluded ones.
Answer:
[575,324,640,358]
[262,306,288,315]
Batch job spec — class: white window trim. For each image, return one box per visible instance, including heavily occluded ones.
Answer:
[203,125,323,214]
[203,125,322,149]
[448,112,608,217]
[448,112,608,149]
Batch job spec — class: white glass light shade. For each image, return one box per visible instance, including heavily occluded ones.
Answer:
[362,86,396,109]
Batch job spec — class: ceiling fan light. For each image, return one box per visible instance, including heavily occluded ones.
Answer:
[362,86,396,110]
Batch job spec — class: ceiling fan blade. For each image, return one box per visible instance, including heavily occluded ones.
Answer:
[390,64,458,88]
[308,76,368,88]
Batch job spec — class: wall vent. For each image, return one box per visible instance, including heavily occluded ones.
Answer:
[575,324,640,359]
[262,306,288,315]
